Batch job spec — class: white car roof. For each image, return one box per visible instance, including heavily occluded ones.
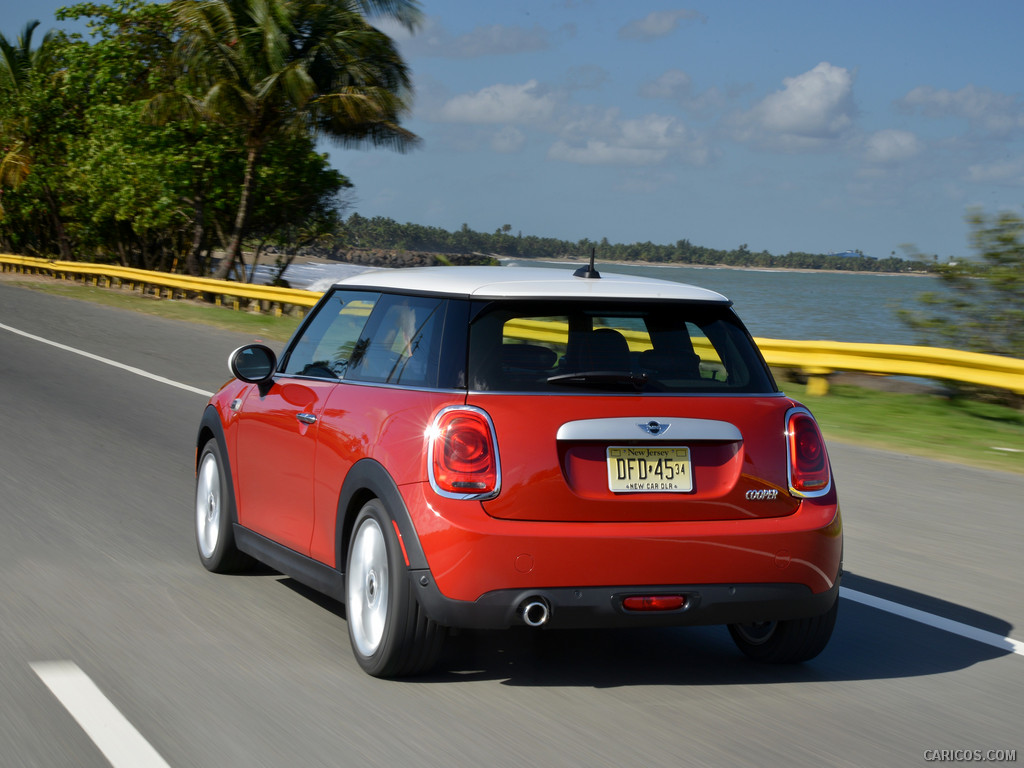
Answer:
[333,265,730,303]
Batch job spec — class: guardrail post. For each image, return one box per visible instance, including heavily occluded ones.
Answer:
[803,367,832,396]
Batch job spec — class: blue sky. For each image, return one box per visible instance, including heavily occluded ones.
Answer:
[5,1,1024,259]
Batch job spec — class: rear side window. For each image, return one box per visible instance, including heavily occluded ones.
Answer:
[468,300,776,394]
[281,290,379,378]
[346,294,448,388]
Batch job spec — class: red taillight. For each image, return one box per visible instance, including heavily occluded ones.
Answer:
[623,595,686,612]
[430,408,499,497]
[787,409,831,496]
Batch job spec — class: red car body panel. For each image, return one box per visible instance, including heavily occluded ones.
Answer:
[308,385,464,566]
[401,481,841,603]
[234,379,336,553]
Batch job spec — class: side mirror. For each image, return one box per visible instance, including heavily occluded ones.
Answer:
[229,344,278,383]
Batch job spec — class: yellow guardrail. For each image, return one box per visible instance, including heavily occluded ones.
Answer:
[0,254,320,314]
[3,253,1023,394]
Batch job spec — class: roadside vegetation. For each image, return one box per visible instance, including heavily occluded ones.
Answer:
[900,210,1024,360]
[0,0,419,279]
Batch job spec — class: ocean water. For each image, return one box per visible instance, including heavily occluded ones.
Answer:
[513,260,937,345]
[257,259,938,345]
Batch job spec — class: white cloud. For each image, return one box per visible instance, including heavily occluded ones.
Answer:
[491,126,526,154]
[619,115,688,149]
[640,69,693,100]
[967,157,1024,185]
[898,84,1024,137]
[437,80,558,124]
[550,113,710,166]
[618,9,706,41]
[639,69,725,116]
[548,140,668,166]
[863,129,922,165]
[735,62,856,150]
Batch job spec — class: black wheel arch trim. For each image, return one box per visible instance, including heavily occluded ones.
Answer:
[196,405,227,464]
[195,405,238,527]
[335,458,429,573]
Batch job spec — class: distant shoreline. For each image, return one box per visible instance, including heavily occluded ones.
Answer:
[500,257,934,278]
[257,249,933,278]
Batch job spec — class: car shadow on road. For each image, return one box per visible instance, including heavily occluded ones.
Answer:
[279,573,1017,687]
[425,572,1017,687]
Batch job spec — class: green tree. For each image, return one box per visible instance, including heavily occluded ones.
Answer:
[901,210,1024,359]
[0,20,77,260]
[152,0,420,279]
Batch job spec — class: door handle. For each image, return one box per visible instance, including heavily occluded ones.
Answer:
[296,413,317,425]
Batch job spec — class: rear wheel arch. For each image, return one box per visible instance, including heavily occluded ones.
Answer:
[335,459,429,574]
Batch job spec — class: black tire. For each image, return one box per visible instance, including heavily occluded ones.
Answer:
[194,438,253,573]
[345,499,444,677]
[728,598,838,663]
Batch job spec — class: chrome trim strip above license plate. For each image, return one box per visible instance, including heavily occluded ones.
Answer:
[557,417,741,442]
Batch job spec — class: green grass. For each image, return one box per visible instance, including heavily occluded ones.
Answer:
[5,275,1023,475]
[5,278,303,341]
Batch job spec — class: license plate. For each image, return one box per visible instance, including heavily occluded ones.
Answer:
[606,446,692,492]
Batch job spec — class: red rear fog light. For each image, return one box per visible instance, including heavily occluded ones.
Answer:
[622,595,686,612]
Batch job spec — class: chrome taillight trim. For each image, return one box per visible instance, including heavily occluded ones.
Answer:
[427,405,501,501]
[785,406,833,498]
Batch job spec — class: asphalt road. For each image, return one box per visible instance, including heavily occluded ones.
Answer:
[1,281,1021,768]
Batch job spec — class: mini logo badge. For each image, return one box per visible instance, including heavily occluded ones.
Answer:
[638,420,670,436]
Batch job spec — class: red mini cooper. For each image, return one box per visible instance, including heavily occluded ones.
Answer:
[194,264,841,677]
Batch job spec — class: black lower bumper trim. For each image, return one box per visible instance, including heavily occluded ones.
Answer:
[412,573,840,630]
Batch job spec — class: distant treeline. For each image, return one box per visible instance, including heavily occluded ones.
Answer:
[343,215,935,273]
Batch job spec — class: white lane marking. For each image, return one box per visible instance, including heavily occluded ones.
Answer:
[841,587,1024,656]
[0,322,213,397]
[31,661,173,768]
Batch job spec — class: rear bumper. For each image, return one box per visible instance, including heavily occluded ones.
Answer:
[402,482,843,609]
[412,575,841,630]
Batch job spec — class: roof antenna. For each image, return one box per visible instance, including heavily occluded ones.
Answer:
[574,246,601,279]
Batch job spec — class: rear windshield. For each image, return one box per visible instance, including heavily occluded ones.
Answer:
[468,300,776,394]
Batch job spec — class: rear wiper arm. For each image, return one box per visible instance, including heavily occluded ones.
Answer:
[546,371,650,391]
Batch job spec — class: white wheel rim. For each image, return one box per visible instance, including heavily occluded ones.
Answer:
[348,518,389,657]
[196,452,221,559]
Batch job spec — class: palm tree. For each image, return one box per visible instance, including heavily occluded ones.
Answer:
[0,20,75,260]
[150,0,421,279]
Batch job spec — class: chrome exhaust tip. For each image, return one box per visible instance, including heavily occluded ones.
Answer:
[521,599,550,627]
